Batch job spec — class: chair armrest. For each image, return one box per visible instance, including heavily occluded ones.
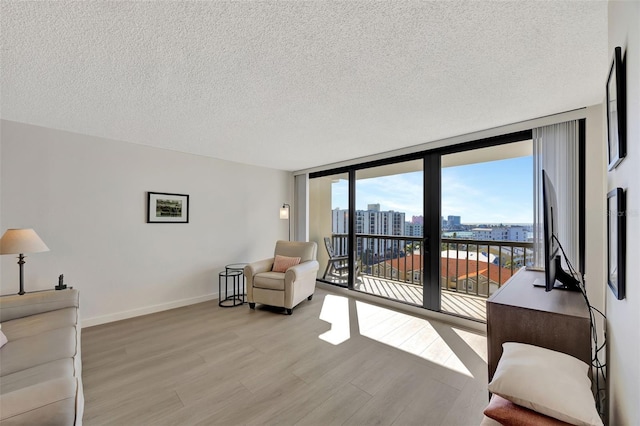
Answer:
[285,260,320,282]
[0,289,79,323]
[244,258,274,278]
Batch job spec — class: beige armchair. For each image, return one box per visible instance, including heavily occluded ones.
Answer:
[244,240,319,315]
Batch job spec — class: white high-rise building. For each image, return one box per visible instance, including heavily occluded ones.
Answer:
[332,206,405,256]
[472,226,529,242]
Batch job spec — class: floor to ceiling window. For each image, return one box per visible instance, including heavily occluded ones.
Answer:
[307,126,583,323]
[439,141,533,320]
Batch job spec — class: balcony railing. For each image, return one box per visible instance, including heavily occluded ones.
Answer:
[441,238,534,298]
[327,233,534,299]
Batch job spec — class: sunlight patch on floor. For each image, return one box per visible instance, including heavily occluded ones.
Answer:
[318,294,351,345]
[317,294,474,377]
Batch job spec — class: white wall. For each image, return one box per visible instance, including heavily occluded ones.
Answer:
[0,120,292,326]
[584,104,607,324]
[606,2,640,425]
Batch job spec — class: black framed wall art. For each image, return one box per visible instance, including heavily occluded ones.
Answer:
[607,188,625,300]
[147,192,190,223]
[606,46,626,171]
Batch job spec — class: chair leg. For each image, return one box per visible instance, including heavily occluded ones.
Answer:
[286,308,293,315]
[249,303,255,310]
[322,262,331,280]
[307,294,313,301]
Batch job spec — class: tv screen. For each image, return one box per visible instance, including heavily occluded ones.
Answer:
[542,170,580,292]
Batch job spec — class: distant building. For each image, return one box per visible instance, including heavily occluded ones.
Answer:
[472,226,529,242]
[447,215,461,227]
[333,206,405,257]
[412,215,423,225]
[332,208,349,234]
[405,222,423,237]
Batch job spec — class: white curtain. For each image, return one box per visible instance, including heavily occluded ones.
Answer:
[532,121,579,269]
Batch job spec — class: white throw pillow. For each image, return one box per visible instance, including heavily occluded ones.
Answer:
[488,342,602,426]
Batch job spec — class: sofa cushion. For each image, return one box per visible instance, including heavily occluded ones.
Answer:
[0,326,77,376]
[484,394,572,426]
[0,289,79,323]
[0,359,75,395]
[1,307,77,341]
[0,377,78,424]
[254,271,286,290]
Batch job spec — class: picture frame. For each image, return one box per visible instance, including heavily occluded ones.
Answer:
[606,46,626,171]
[147,192,189,223]
[607,188,625,300]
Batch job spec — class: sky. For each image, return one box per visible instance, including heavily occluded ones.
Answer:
[331,156,533,224]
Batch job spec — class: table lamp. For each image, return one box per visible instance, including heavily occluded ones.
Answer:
[0,228,50,295]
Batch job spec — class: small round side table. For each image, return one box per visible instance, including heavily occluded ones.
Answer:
[225,263,248,303]
[218,270,244,307]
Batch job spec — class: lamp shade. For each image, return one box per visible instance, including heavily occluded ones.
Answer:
[279,205,290,220]
[0,229,50,255]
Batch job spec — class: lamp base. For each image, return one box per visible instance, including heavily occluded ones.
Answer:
[18,254,26,295]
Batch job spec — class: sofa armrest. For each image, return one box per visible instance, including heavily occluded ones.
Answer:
[0,289,79,323]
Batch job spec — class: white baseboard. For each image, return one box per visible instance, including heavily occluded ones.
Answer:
[81,292,218,328]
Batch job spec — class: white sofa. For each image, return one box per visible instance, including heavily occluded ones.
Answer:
[0,289,83,425]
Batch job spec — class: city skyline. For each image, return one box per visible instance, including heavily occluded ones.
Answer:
[332,155,533,224]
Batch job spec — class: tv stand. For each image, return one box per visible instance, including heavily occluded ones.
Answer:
[553,256,582,291]
[487,268,591,382]
[531,256,581,291]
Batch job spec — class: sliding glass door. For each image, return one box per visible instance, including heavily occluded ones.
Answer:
[354,160,424,306]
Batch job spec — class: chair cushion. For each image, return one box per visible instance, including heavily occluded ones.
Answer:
[272,255,301,272]
[254,271,286,291]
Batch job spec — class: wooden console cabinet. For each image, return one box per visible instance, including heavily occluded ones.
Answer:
[486,268,591,382]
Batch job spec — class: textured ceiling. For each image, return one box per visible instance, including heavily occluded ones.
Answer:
[1,1,607,171]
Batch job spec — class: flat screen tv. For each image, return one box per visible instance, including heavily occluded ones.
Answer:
[541,170,580,292]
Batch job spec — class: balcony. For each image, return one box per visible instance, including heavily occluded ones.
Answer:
[324,234,534,322]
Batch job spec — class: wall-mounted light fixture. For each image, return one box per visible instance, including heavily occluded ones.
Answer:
[280,203,291,241]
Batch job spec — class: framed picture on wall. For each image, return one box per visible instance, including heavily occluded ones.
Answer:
[607,188,625,300]
[147,192,189,223]
[606,46,626,171]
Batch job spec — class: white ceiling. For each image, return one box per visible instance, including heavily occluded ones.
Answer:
[0,1,607,171]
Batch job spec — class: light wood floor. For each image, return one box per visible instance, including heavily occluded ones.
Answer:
[82,288,489,425]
